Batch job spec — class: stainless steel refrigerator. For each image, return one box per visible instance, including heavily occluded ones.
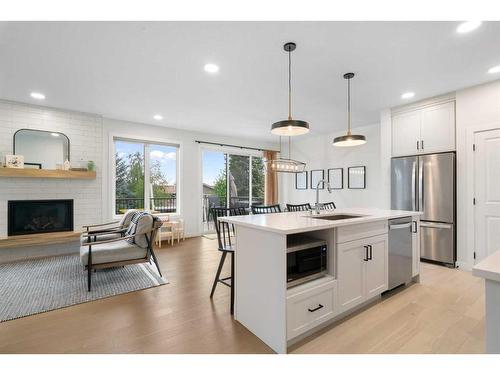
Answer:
[391,152,456,266]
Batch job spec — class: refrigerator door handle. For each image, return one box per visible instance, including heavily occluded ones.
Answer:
[418,158,424,211]
[420,222,453,229]
[411,159,417,211]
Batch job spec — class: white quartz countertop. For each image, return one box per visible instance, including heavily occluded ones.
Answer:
[473,249,500,282]
[220,207,422,235]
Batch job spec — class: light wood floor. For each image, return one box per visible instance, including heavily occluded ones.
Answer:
[0,237,485,354]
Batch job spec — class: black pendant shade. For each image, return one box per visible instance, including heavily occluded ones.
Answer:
[333,72,367,147]
[270,42,310,137]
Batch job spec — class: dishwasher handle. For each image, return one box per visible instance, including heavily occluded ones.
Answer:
[389,222,412,231]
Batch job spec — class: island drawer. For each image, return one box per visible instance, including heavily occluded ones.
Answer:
[336,220,388,244]
[286,279,337,340]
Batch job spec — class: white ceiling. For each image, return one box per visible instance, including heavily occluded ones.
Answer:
[1,21,500,141]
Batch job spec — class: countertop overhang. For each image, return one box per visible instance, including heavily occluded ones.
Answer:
[473,249,500,282]
[220,207,422,235]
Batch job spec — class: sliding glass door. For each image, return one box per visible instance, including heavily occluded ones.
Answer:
[202,149,265,233]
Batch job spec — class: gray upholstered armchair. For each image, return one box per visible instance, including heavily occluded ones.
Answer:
[81,209,138,244]
[80,212,163,291]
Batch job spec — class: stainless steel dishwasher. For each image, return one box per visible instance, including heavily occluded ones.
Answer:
[388,217,413,290]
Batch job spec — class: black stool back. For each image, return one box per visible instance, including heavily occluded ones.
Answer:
[286,203,312,212]
[322,201,337,209]
[251,204,281,214]
[211,207,247,250]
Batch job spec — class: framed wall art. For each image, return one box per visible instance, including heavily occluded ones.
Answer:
[310,169,325,189]
[295,171,308,190]
[327,168,343,189]
[348,166,366,189]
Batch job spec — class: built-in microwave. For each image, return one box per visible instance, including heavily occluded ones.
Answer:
[286,236,328,288]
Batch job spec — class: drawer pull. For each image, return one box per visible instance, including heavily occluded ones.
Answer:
[308,304,324,312]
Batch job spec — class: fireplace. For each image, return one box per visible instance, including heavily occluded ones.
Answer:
[8,200,74,236]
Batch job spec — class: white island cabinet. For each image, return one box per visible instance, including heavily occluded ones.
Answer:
[221,208,421,353]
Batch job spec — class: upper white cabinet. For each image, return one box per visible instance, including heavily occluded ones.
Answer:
[392,100,456,157]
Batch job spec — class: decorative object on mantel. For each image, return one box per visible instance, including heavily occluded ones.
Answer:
[87,160,95,171]
[333,73,367,147]
[295,171,308,190]
[310,169,325,189]
[5,154,24,168]
[348,166,366,189]
[0,254,167,322]
[328,168,344,189]
[63,159,71,171]
[23,163,42,170]
[270,42,309,137]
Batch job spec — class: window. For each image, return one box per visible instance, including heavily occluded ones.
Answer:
[114,138,179,215]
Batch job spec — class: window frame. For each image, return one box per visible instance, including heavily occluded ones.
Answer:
[110,134,181,218]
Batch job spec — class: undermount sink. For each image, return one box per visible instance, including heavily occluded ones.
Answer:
[311,214,365,221]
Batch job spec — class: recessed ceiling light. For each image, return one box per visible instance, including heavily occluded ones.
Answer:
[153,114,163,120]
[401,92,415,99]
[456,21,482,34]
[204,63,219,74]
[30,92,45,100]
[488,65,500,74]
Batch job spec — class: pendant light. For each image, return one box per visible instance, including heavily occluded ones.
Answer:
[271,42,310,136]
[333,73,367,147]
[266,136,306,173]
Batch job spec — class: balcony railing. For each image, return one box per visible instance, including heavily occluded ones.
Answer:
[115,197,177,214]
[202,194,264,224]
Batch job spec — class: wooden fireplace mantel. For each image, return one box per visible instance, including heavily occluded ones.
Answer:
[0,168,96,179]
[0,231,81,249]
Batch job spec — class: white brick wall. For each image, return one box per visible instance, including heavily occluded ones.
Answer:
[0,100,103,238]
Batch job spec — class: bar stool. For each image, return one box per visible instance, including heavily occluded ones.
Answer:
[251,204,281,214]
[209,207,246,314]
[286,203,312,212]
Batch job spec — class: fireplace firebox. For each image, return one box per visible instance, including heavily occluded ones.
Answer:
[8,200,74,236]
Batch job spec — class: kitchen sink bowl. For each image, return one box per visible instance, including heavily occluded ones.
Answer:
[312,214,365,221]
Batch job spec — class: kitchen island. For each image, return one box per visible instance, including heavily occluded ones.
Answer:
[472,249,500,353]
[221,207,422,353]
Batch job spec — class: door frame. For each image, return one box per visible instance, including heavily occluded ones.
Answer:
[198,144,263,234]
[465,122,500,267]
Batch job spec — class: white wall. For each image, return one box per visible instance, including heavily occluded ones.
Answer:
[0,100,103,238]
[281,124,383,209]
[102,118,277,237]
[456,79,500,270]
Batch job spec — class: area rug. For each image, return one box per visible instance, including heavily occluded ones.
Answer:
[0,254,167,322]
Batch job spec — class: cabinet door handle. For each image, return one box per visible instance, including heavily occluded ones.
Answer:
[416,140,419,150]
[363,245,369,261]
[421,140,424,150]
[368,245,373,260]
[308,304,324,312]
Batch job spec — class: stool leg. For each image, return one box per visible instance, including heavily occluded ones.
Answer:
[210,251,227,298]
[230,252,235,315]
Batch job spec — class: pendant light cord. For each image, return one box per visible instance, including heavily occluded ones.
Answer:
[347,76,352,135]
[288,48,292,121]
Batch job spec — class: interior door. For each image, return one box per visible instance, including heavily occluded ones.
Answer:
[337,240,366,312]
[365,235,389,299]
[474,129,500,262]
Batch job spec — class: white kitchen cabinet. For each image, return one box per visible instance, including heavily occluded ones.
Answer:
[392,100,455,157]
[420,101,455,154]
[392,110,422,157]
[337,233,389,313]
[337,240,366,312]
[365,235,389,299]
